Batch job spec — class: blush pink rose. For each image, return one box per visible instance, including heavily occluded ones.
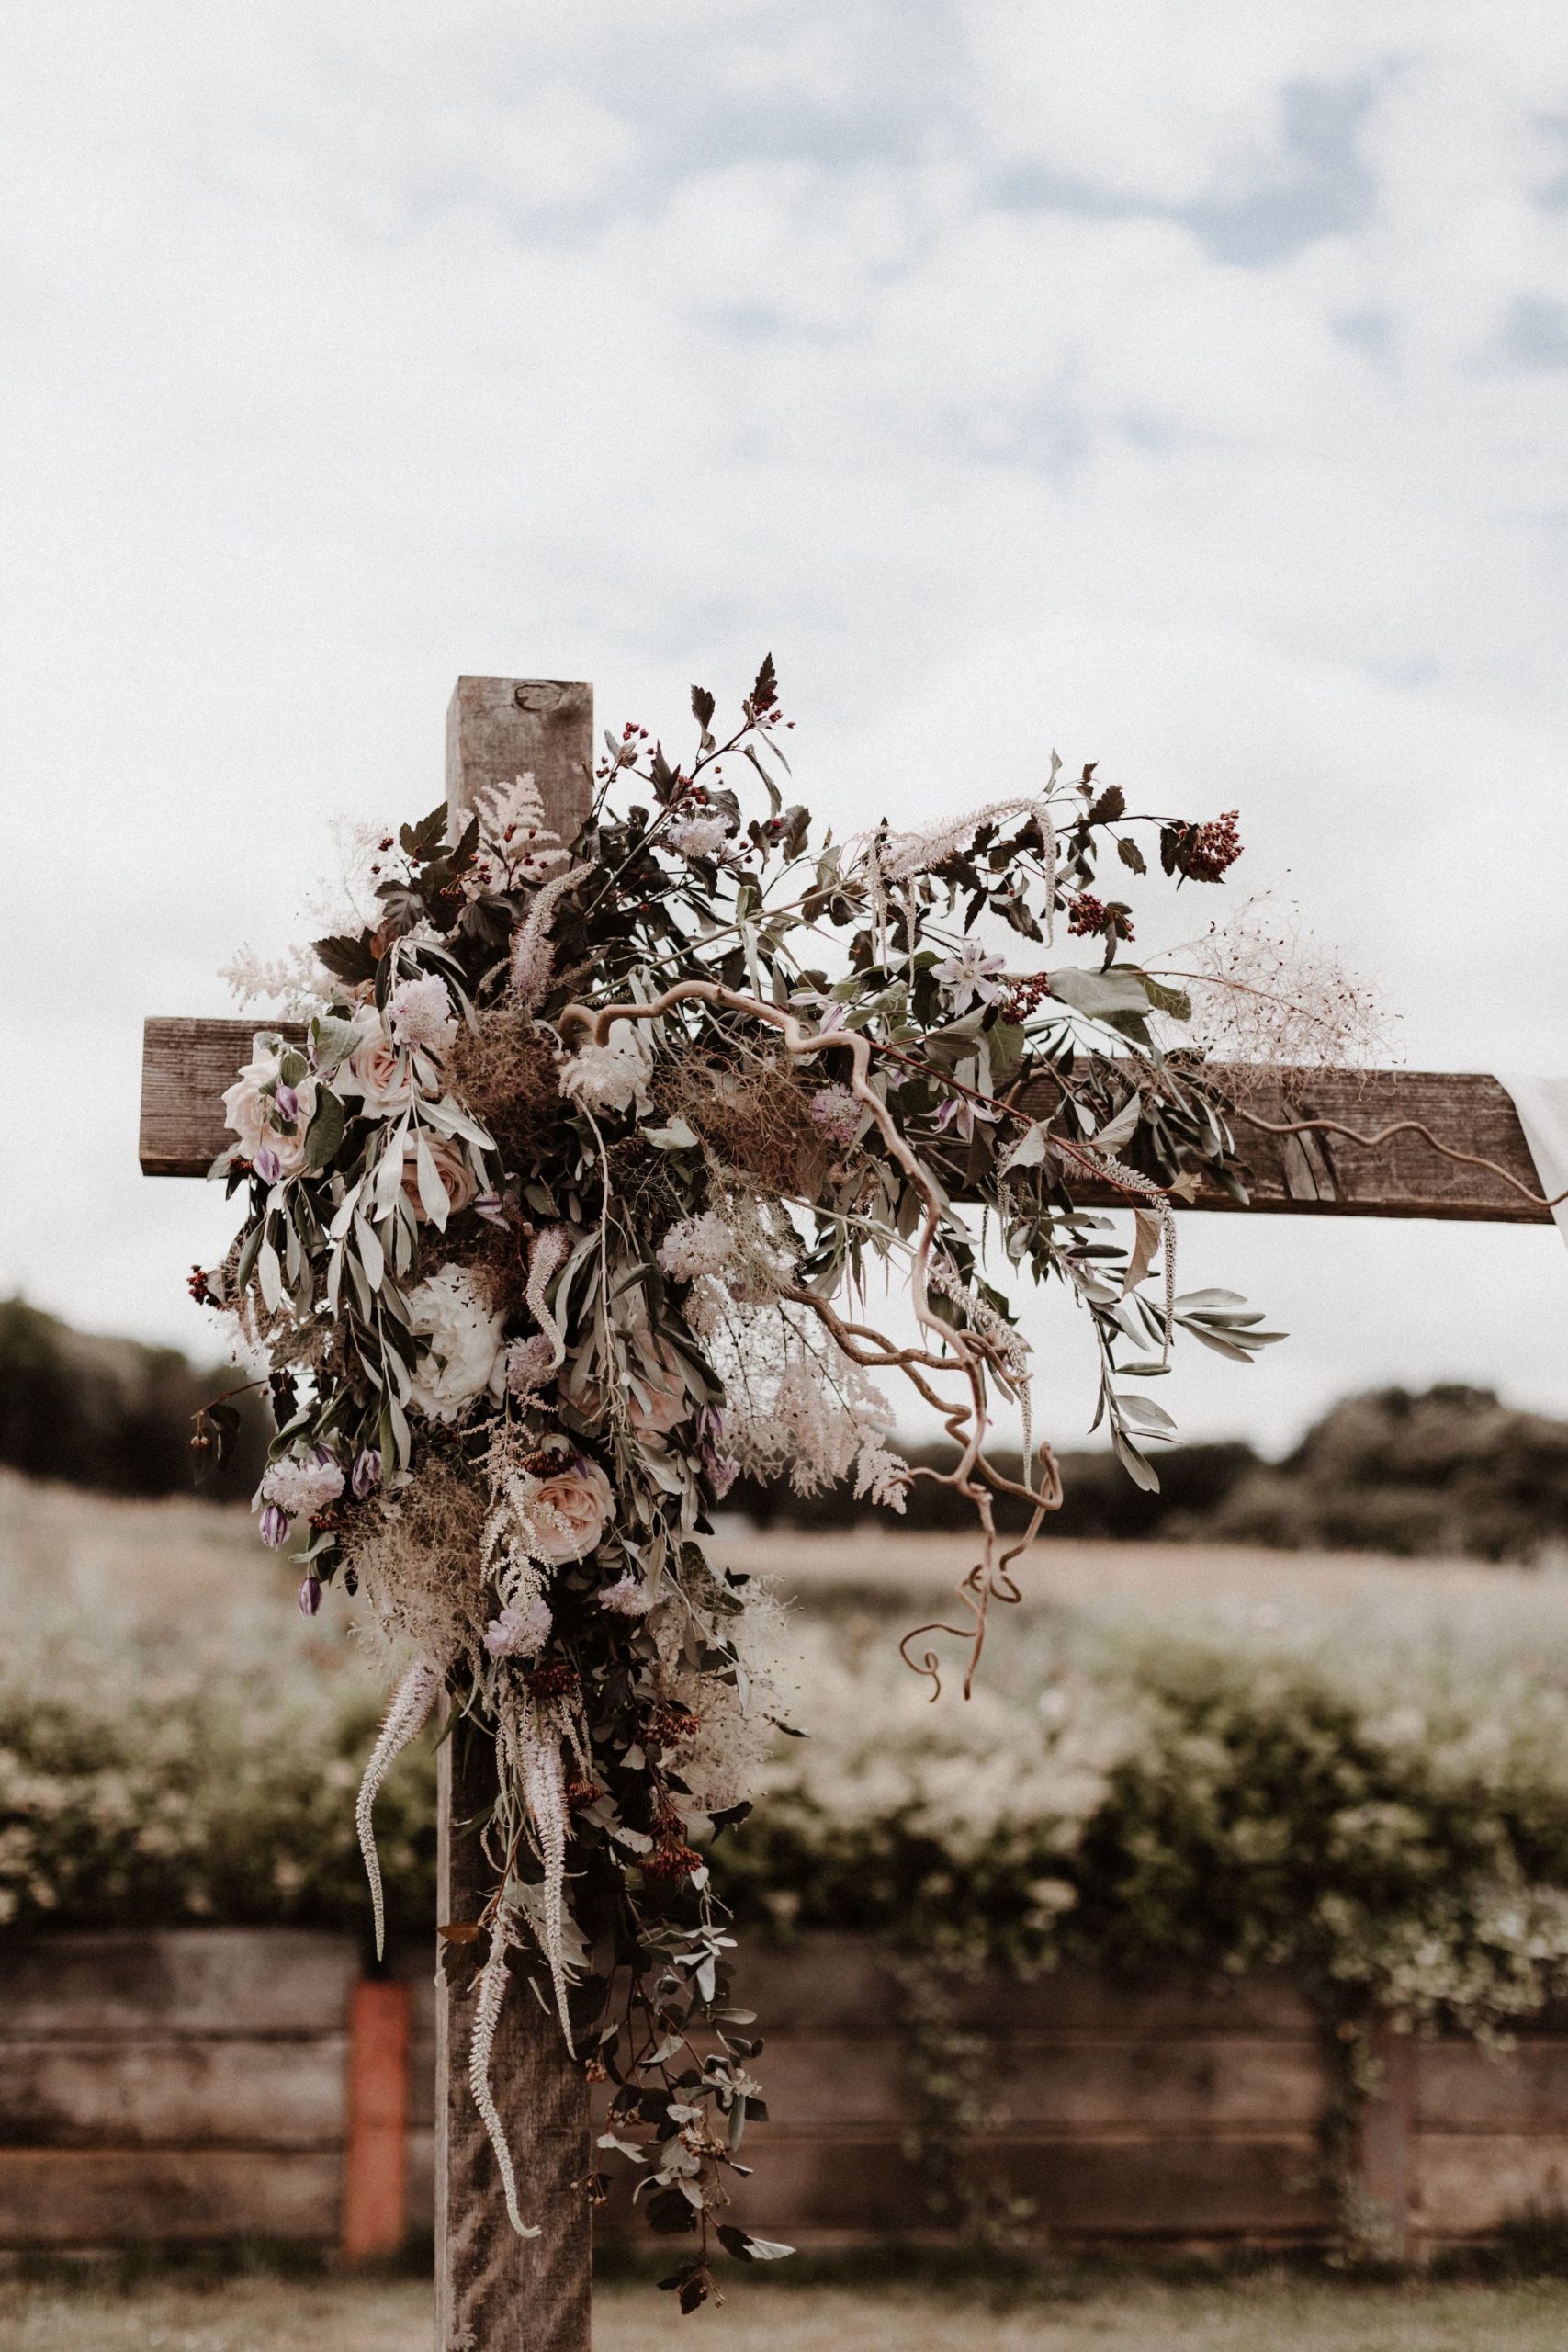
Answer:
[340,1021,414,1117]
[525,1459,615,1565]
[400,1132,479,1221]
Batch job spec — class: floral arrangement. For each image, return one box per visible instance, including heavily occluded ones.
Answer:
[195,658,1282,2307]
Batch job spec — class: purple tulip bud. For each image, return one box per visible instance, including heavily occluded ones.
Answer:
[352,1446,383,1499]
[259,1504,289,1548]
[254,1145,282,1183]
[275,1083,300,1122]
[312,1442,338,1468]
[298,1573,322,1617]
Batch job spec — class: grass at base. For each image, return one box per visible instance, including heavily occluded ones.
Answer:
[7,2269,1568,2352]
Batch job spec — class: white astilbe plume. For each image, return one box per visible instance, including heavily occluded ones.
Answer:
[470,773,570,892]
[862,792,1061,887]
[509,861,592,1006]
[356,1659,442,1962]
[468,1905,541,2241]
[1088,1153,1176,1365]
[705,1296,909,1508]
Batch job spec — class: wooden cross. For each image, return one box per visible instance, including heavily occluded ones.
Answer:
[137,675,1554,2348]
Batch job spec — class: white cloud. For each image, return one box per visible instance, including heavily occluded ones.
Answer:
[2,1,1565,1448]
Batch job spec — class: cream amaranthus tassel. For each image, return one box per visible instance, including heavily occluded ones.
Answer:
[468,1904,542,2241]
[521,1702,576,2052]
[356,1658,442,1962]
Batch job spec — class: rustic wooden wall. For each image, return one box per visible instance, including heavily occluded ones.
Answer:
[6,1929,1568,2257]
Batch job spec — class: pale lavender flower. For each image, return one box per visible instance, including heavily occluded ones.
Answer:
[598,1574,656,1617]
[505,1333,558,1399]
[352,1447,382,1499]
[274,1083,301,1122]
[483,1597,554,1658]
[254,1146,282,1184]
[931,943,1007,1011]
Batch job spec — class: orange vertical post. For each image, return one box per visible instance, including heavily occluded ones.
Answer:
[342,1977,412,2263]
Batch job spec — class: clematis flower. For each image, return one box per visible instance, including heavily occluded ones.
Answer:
[931,943,1007,1011]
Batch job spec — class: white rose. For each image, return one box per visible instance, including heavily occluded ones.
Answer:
[221,1036,319,1179]
[406,1266,505,1424]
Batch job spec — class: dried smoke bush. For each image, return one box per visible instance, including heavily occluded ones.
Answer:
[674,1057,829,1200]
[451,1009,562,1176]
[344,1454,491,1679]
[1152,899,1391,1098]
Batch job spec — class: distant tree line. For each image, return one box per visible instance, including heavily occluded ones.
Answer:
[4,1296,1566,1561]
[0,1298,269,1505]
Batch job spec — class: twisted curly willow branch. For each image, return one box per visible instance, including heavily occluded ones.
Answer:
[1231,1105,1568,1213]
[560,982,1079,1699]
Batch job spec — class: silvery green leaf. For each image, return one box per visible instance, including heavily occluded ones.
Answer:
[1047,967,1152,1022]
[998,1122,1048,1173]
[354,1215,384,1290]
[1094,1093,1142,1151]
[643,1118,699,1149]
[413,1132,449,1228]
[257,1240,283,1313]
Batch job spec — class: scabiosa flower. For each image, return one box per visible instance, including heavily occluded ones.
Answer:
[387,972,458,1060]
[483,1597,554,1659]
[808,1084,862,1147]
[665,812,734,859]
[598,1574,656,1617]
[505,1333,558,1399]
[259,1505,289,1548]
[351,1447,382,1500]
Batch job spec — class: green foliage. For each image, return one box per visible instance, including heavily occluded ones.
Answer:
[10,1605,1568,2055]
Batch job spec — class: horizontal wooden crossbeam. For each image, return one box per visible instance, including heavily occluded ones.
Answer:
[139,1019,1549,1225]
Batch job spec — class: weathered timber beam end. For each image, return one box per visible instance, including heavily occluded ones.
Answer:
[141,1034,1549,1225]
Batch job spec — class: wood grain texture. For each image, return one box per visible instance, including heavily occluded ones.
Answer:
[0,2149,342,2245]
[141,1036,1553,1221]
[435,1720,591,2352]
[0,2038,346,2150]
[0,1930,358,2039]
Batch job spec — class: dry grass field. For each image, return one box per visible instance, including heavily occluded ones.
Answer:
[6,2272,1568,2352]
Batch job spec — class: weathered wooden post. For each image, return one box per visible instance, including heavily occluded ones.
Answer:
[434,681,594,2352]
[136,672,1556,2313]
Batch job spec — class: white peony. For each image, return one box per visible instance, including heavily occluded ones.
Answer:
[406,1266,506,1423]
[666,812,734,859]
[557,1020,653,1116]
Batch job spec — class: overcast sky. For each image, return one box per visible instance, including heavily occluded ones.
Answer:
[3,3,1566,1453]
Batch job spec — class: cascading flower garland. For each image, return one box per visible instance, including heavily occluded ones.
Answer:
[195,657,1284,2309]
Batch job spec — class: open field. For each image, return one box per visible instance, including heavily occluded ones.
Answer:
[7,2272,1568,2352]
